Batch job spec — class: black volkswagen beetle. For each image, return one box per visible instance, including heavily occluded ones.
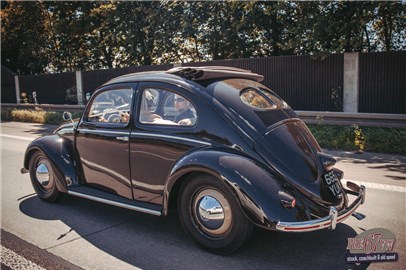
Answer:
[22,66,365,254]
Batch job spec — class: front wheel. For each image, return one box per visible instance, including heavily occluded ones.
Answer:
[178,174,253,254]
[29,151,63,203]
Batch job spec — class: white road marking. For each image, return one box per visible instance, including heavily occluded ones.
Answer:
[0,134,35,141]
[1,245,46,270]
[343,179,406,193]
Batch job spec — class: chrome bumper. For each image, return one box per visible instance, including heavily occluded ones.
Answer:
[276,184,366,232]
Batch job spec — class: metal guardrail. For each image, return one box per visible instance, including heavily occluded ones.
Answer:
[296,111,406,128]
[1,103,405,128]
[1,103,85,112]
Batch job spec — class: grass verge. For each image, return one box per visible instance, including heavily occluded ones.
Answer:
[308,124,406,155]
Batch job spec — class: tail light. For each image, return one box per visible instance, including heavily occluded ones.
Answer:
[278,191,296,209]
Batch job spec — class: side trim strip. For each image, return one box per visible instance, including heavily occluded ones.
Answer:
[77,129,211,146]
[78,129,128,135]
[131,132,212,146]
[67,191,162,216]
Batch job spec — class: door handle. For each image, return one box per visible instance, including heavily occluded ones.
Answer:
[116,136,129,142]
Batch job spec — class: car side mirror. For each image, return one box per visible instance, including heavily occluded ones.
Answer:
[63,111,73,123]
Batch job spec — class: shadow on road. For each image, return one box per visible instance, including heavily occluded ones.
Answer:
[329,150,406,181]
[19,195,369,270]
[22,124,57,136]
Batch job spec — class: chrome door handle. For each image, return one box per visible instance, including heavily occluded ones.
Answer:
[116,136,129,142]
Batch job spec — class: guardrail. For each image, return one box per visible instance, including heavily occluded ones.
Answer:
[1,103,405,128]
[296,111,406,128]
[1,103,85,112]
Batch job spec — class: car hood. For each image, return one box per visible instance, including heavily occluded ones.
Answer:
[254,119,344,208]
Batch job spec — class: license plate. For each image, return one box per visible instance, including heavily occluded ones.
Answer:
[323,170,342,197]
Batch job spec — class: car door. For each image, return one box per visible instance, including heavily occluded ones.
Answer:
[75,84,135,199]
[130,82,203,205]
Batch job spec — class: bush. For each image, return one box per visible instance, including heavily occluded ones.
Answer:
[1,109,65,125]
[308,124,406,155]
[1,108,13,121]
[43,112,63,125]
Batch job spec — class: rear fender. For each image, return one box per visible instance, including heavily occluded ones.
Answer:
[164,148,305,230]
[24,135,76,193]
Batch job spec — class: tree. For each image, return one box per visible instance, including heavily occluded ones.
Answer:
[1,1,50,74]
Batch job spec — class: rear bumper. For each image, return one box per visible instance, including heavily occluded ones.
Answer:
[276,183,366,232]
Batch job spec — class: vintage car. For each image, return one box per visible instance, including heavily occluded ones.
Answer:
[21,66,366,254]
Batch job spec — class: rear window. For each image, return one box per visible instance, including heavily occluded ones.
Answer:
[240,87,288,109]
[240,88,276,109]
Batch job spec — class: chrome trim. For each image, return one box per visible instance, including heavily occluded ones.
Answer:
[116,136,129,142]
[78,129,211,146]
[276,185,365,232]
[192,189,232,236]
[36,163,50,183]
[131,132,212,146]
[329,207,338,230]
[67,191,161,216]
[78,129,129,135]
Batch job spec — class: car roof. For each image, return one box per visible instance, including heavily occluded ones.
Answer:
[103,66,264,87]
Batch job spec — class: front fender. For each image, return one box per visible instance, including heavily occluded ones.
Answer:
[164,148,304,230]
[23,135,76,193]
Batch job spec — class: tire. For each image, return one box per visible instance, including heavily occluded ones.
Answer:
[29,151,63,203]
[178,174,253,254]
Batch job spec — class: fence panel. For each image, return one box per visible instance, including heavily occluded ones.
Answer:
[359,51,406,114]
[18,72,76,104]
[186,54,344,111]
[1,67,16,103]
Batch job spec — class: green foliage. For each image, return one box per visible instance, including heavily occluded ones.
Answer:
[1,1,405,74]
[1,108,13,121]
[308,125,406,155]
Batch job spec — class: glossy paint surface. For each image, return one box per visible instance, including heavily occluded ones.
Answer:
[23,73,352,230]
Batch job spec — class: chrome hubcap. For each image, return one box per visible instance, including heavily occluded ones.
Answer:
[193,189,232,236]
[35,161,51,188]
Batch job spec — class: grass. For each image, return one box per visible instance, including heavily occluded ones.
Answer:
[1,108,405,155]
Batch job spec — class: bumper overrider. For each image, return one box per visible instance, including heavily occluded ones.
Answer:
[276,182,366,232]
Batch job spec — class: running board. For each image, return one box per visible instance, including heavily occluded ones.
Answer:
[67,187,162,216]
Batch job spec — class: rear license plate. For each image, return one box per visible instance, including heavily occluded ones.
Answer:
[323,170,342,197]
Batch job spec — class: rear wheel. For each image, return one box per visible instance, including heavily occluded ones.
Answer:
[178,174,252,254]
[29,151,63,202]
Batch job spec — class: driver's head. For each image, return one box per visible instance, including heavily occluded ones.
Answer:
[174,94,189,113]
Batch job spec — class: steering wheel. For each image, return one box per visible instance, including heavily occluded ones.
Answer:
[101,109,124,123]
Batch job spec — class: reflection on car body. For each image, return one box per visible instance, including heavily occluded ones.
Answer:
[21,66,366,254]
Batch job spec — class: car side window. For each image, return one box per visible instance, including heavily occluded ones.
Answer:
[139,88,197,126]
[86,89,133,124]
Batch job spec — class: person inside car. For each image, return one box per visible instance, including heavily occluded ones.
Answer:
[174,95,196,125]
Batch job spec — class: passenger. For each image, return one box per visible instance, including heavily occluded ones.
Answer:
[174,95,196,125]
[138,90,173,124]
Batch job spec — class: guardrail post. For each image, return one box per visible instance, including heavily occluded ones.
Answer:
[76,71,83,105]
[14,75,21,104]
[343,53,359,113]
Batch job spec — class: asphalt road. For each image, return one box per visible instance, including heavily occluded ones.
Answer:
[1,122,405,270]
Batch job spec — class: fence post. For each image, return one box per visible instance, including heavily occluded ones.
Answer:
[343,52,359,113]
[76,71,83,105]
[14,75,21,104]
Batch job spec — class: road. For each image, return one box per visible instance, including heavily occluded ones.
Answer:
[1,122,405,270]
